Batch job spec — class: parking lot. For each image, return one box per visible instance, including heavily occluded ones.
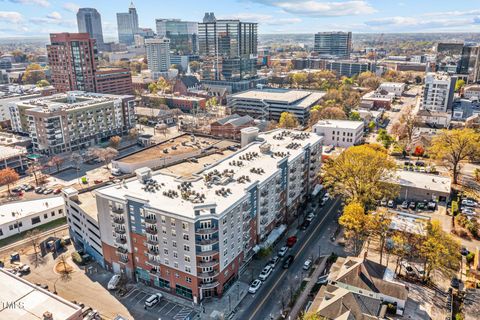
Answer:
[120,288,197,320]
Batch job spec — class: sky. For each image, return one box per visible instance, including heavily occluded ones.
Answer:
[0,0,480,38]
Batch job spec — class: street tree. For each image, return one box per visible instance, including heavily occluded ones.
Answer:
[322,144,398,208]
[370,208,393,265]
[26,229,41,262]
[391,106,418,148]
[376,129,394,148]
[278,112,299,129]
[0,167,20,194]
[455,79,465,92]
[36,79,50,87]
[429,128,480,184]
[48,156,64,173]
[91,147,119,168]
[109,136,122,149]
[318,107,346,120]
[26,161,43,186]
[339,202,371,254]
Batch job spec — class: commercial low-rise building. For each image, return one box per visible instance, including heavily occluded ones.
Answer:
[141,93,206,112]
[378,82,406,97]
[394,170,451,202]
[0,197,65,240]
[95,67,133,95]
[361,90,395,109]
[210,114,255,139]
[0,269,82,320]
[0,145,28,173]
[95,128,322,302]
[10,91,135,154]
[313,120,364,148]
[227,88,325,125]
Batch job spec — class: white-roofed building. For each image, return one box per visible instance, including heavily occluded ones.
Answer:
[0,145,28,173]
[0,268,82,320]
[227,88,325,125]
[394,170,451,202]
[378,82,406,97]
[94,128,323,302]
[312,120,364,148]
[0,197,65,240]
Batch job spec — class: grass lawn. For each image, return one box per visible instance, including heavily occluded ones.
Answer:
[0,217,67,248]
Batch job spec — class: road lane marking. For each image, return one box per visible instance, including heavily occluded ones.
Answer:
[247,198,341,320]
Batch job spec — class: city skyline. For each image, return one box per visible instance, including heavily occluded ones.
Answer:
[0,0,480,38]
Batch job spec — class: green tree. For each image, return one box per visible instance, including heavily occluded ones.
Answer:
[391,106,418,148]
[322,145,398,208]
[377,129,394,148]
[278,112,299,129]
[429,128,480,184]
[22,64,46,84]
[368,120,376,132]
[148,82,158,94]
[349,111,361,121]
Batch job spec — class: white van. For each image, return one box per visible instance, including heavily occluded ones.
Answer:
[107,274,121,290]
[144,293,162,308]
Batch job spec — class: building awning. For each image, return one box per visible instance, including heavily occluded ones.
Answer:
[311,184,323,197]
[260,224,287,249]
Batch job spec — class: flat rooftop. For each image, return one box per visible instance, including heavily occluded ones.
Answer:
[0,197,64,225]
[395,171,451,193]
[0,145,27,160]
[0,269,81,320]
[97,129,322,217]
[118,135,229,164]
[387,210,430,236]
[229,89,325,109]
[18,91,132,113]
[314,120,364,130]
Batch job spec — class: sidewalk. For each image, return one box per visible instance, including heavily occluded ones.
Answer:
[202,281,249,320]
[135,282,201,312]
[288,256,327,320]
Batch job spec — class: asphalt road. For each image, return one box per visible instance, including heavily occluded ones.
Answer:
[235,197,344,320]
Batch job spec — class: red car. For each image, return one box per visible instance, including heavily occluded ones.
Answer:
[286,236,298,247]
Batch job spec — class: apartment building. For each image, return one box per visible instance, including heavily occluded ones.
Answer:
[313,120,364,148]
[95,67,133,95]
[0,145,28,173]
[10,91,135,154]
[227,88,325,125]
[94,128,322,302]
[314,31,352,58]
[63,187,104,266]
[145,38,171,79]
[421,72,456,112]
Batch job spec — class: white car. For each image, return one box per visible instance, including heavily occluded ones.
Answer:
[144,293,162,308]
[303,259,312,270]
[462,207,476,215]
[248,279,262,294]
[269,256,280,268]
[306,213,315,222]
[278,246,288,257]
[107,274,121,290]
[258,265,273,281]
[462,199,478,207]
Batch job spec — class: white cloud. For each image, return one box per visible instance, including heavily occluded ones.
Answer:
[46,11,62,20]
[62,2,79,13]
[250,0,376,17]
[364,15,478,32]
[6,0,50,7]
[219,13,302,25]
[0,11,23,23]
[30,11,75,27]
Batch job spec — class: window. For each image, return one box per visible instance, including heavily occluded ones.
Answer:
[186,276,192,283]
[184,245,190,252]
[174,262,178,268]
[172,229,176,237]
[184,256,190,262]
[51,211,55,217]
[59,209,63,214]
[44,213,48,219]
[185,266,191,273]
[183,234,189,240]
[161,216,166,224]
[162,227,167,234]
[182,222,188,230]
[164,249,169,255]
[173,252,178,258]
[172,241,177,248]
[31,216,41,225]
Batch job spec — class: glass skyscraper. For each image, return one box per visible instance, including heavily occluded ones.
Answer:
[77,8,104,50]
[116,2,139,45]
[155,19,198,54]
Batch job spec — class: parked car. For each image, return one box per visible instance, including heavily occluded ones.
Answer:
[462,199,478,207]
[35,187,44,194]
[415,161,425,167]
[387,200,395,208]
[53,188,62,194]
[43,189,53,195]
[19,264,30,274]
[301,220,311,230]
[278,246,288,257]
[306,213,315,222]
[409,201,416,210]
[401,201,408,209]
[303,259,312,270]
[286,236,297,247]
[317,274,329,285]
[248,279,262,294]
[283,255,294,269]
[427,201,437,210]
[460,247,470,256]
[144,293,162,308]
[416,202,426,210]
[11,186,23,193]
[259,265,273,281]
[380,198,387,206]
[107,274,121,290]
[450,277,460,289]
[269,256,280,268]
[462,207,475,215]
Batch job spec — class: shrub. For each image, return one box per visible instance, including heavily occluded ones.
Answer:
[71,251,82,264]
[466,252,475,264]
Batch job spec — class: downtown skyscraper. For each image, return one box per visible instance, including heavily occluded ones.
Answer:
[116,2,140,45]
[77,8,104,50]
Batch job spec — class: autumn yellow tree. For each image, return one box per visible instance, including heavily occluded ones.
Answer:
[322,144,398,208]
[278,112,299,129]
[109,136,122,149]
[429,128,480,184]
[22,63,46,84]
[339,202,372,254]
[0,167,20,194]
[391,106,418,148]
[318,107,347,120]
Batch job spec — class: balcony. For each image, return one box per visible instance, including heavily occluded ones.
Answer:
[115,237,127,245]
[116,246,128,254]
[113,217,125,224]
[260,201,268,207]
[114,228,126,235]
[198,259,219,268]
[145,227,158,235]
[200,281,220,289]
[119,255,129,263]
[145,216,157,224]
[260,209,268,216]
[197,249,219,257]
[197,238,219,246]
[146,238,158,246]
[290,176,297,182]
[260,190,269,197]
[198,270,219,278]
[147,258,161,267]
[195,227,218,235]
[111,207,124,214]
[147,247,159,255]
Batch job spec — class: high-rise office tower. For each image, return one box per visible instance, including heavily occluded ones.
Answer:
[198,18,257,81]
[145,38,171,79]
[116,2,140,45]
[314,31,352,58]
[47,33,97,93]
[76,8,104,50]
[202,12,216,23]
[458,44,480,83]
[155,19,198,54]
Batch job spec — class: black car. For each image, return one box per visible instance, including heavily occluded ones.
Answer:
[450,277,460,289]
[300,220,311,230]
[415,161,425,167]
[460,247,470,256]
[283,255,294,269]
